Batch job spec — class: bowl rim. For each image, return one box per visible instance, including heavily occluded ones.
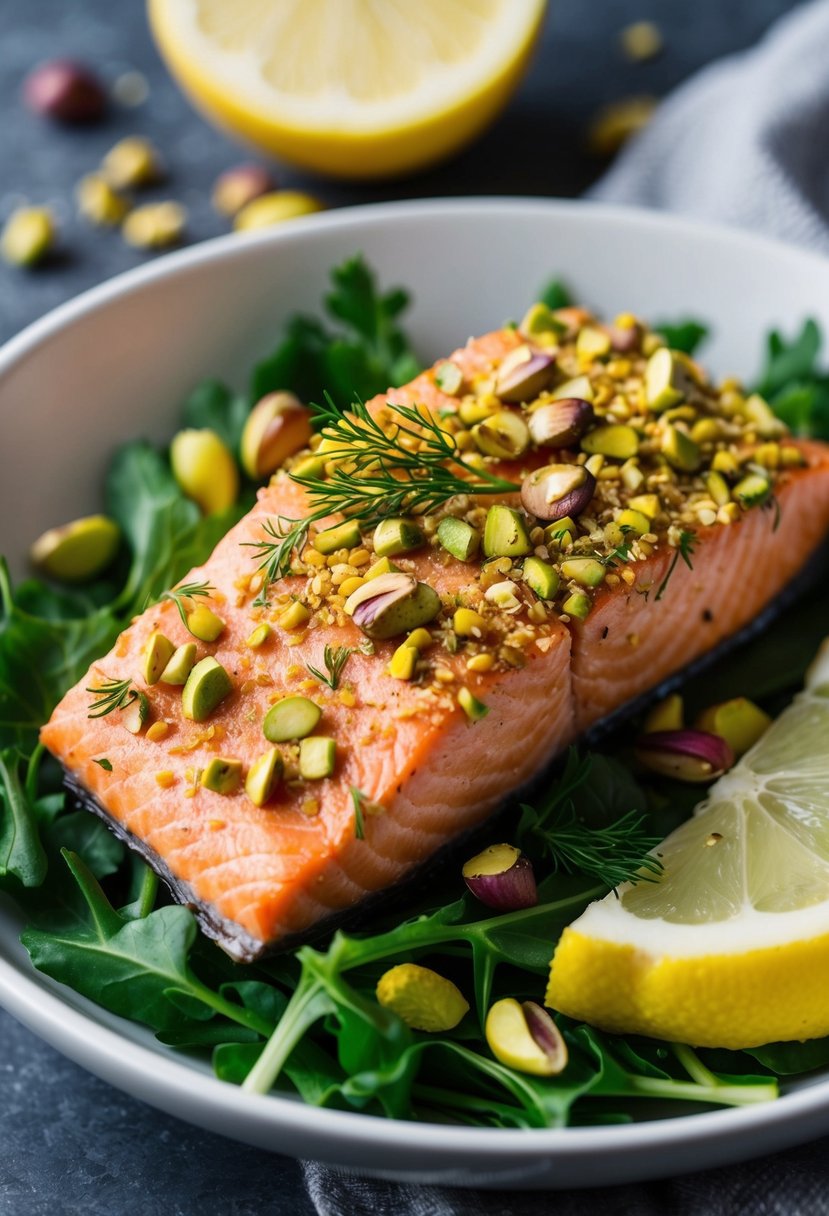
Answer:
[3,195,829,1175]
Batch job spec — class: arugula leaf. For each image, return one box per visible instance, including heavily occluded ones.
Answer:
[742,1037,829,1075]
[653,319,709,355]
[181,380,250,457]
[22,851,273,1037]
[0,748,47,886]
[251,257,421,406]
[0,560,121,754]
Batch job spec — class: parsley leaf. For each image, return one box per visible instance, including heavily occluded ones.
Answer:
[251,256,421,407]
[653,319,709,355]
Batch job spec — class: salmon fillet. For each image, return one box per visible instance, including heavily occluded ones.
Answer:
[41,319,829,960]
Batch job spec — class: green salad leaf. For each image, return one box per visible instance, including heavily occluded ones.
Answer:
[653,319,709,355]
[754,318,829,440]
[251,256,420,407]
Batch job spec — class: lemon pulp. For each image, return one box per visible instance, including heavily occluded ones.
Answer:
[148,0,547,178]
[547,642,829,1048]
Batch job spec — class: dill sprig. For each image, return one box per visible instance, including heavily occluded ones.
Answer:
[518,751,663,889]
[86,677,138,719]
[537,807,664,888]
[307,645,353,691]
[160,579,215,626]
[654,529,696,602]
[245,393,520,592]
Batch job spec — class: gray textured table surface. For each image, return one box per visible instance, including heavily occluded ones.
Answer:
[0,2,813,1213]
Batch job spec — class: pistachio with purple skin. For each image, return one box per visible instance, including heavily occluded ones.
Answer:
[635,729,734,783]
[462,844,538,911]
[607,322,642,353]
[24,60,107,123]
[495,344,556,403]
[520,463,596,522]
[485,998,568,1077]
[528,398,594,449]
[344,571,441,640]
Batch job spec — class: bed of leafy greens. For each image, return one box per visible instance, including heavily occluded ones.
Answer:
[3,258,829,1128]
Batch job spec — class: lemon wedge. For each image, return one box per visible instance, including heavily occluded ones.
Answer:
[148,0,547,178]
[547,641,829,1049]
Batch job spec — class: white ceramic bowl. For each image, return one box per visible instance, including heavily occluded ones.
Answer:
[3,199,829,1188]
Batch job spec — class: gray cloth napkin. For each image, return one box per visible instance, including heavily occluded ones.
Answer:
[302,3,829,1210]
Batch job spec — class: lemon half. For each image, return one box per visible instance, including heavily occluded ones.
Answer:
[547,641,829,1049]
[148,0,547,178]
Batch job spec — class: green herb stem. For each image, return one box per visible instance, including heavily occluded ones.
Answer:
[136,866,159,919]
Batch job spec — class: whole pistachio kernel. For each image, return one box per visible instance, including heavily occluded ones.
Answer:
[436,516,480,562]
[160,642,197,686]
[299,736,337,780]
[234,190,322,231]
[24,59,107,123]
[376,963,469,1032]
[1,207,55,267]
[263,696,321,743]
[494,344,556,403]
[241,392,312,480]
[520,464,596,523]
[635,728,734,782]
[482,504,533,558]
[201,756,243,795]
[181,657,232,722]
[142,632,176,685]
[485,998,568,1077]
[123,201,186,249]
[472,410,530,459]
[245,748,283,807]
[581,424,639,460]
[373,517,424,558]
[186,605,225,643]
[170,428,239,515]
[462,844,538,911]
[528,398,594,449]
[76,173,130,227]
[30,514,120,582]
[102,136,161,188]
[344,573,440,640]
